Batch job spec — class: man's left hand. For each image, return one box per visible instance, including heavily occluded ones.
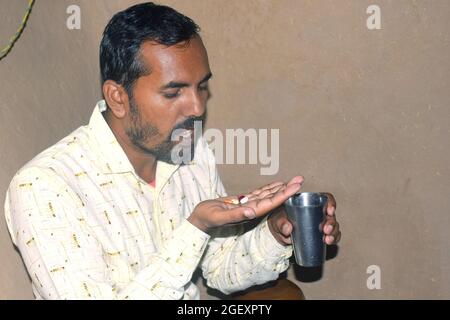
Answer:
[268,192,341,246]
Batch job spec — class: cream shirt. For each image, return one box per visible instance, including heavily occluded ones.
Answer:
[4,100,292,300]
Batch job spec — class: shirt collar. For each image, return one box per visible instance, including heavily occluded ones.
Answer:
[88,100,180,187]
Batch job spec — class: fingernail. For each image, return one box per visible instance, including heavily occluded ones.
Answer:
[326,225,333,233]
[244,209,255,219]
[282,224,290,235]
[328,236,335,243]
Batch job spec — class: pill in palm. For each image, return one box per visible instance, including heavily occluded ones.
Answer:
[239,196,249,204]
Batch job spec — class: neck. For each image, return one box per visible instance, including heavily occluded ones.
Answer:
[103,110,157,184]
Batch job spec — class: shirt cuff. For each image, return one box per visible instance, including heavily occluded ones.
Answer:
[159,219,211,271]
[257,217,293,260]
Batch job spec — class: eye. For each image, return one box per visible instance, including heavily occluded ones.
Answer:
[163,90,180,99]
[199,83,209,91]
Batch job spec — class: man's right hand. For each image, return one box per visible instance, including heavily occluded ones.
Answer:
[187,176,304,232]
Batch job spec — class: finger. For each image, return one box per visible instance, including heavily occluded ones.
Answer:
[272,230,292,245]
[331,222,340,238]
[279,235,292,245]
[325,235,335,245]
[256,185,287,201]
[323,192,337,216]
[287,175,304,186]
[251,183,302,216]
[275,214,291,236]
[325,230,341,245]
[258,176,302,200]
[261,181,285,191]
[256,189,274,200]
[246,194,258,202]
[251,181,284,196]
[256,184,286,200]
[319,216,335,232]
[322,218,337,235]
[266,184,286,196]
[327,205,336,217]
[280,222,292,237]
[251,177,302,198]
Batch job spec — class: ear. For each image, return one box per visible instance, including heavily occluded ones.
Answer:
[102,80,129,118]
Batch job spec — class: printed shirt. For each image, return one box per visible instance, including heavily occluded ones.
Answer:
[4,100,292,300]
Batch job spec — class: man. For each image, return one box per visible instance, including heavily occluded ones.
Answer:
[4,2,340,299]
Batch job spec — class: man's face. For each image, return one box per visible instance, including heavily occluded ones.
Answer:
[124,36,211,164]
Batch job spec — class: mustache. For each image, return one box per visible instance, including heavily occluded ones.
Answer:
[173,115,205,131]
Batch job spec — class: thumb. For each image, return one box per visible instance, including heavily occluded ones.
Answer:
[280,222,292,237]
[222,206,257,225]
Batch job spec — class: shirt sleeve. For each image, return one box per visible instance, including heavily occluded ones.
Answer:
[198,143,293,295]
[4,166,210,300]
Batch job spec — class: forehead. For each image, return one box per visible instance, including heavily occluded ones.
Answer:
[138,36,210,83]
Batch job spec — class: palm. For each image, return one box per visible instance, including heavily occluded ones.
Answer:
[221,176,304,221]
[189,176,304,231]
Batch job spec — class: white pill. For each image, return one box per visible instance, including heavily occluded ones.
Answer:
[239,196,249,204]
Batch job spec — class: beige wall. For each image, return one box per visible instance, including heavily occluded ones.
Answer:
[1,0,449,299]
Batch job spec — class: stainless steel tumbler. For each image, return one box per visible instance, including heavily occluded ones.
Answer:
[284,192,328,267]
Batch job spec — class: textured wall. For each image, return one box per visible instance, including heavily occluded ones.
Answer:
[0,0,449,299]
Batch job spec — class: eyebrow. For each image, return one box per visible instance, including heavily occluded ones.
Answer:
[160,72,213,90]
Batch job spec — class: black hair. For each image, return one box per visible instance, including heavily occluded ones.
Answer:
[100,2,200,96]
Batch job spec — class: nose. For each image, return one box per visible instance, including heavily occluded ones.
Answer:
[182,89,206,118]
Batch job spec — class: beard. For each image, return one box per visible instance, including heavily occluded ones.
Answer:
[125,98,204,165]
